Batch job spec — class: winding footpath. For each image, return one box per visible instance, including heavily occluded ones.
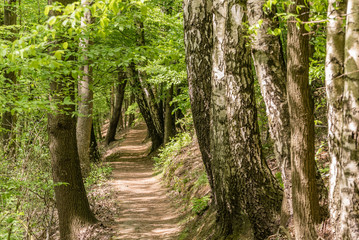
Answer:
[104,123,182,240]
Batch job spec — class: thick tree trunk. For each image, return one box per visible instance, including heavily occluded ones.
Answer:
[247,0,292,226]
[127,65,163,151]
[76,0,93,175]
[183,0,215,193]
[326,0,347,238]
[1,0,17,146]
[287,1,320,239]
[164,84,176,144]
[105,72,127,145]
[48,81,97,239]
[210,1,282,239]
[48,2,97,239]
[328,1,359,238]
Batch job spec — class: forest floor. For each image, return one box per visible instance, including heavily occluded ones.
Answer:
[95,123,183,239]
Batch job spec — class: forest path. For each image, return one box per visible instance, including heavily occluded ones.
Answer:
[103,123,182,240]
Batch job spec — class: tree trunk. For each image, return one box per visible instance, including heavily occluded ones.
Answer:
[183,0,215,193]
[90,122,100,163]
[326,0,347,237]
[1,0,17,147]
[247,0,292,226]
[47,2,97,239]
[287,1,320,239]
[127,64,163,151]
[164,84,176,144]
[76,0,93,176]
[128,92,135,127]
[105,72,127,145]
[136,20,165,139]
[328,0,359,238]
[210,1,282,238]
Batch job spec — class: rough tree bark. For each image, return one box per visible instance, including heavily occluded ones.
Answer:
[287,1,320,239]
[183,0,215,192]
[210,1,282,239]
[328,0,359,238]
[164,84,176,144]
[76,0,93,175]
[105,72,127,145]
[1,0,17,145]
[326,0,347,238]
[247,0,292,226]
[48,1,97,239]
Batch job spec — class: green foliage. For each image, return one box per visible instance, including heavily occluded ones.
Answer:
[85,163,113,188]
[191,196,210,215]
[153,132,192,172]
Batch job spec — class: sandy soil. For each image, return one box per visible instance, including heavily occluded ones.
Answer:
[104,123,182,240]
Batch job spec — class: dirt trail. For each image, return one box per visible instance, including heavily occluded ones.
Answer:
[104,123,182,240]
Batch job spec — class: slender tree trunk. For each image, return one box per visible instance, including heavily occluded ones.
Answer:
[1,0,17,147]
[287,1,320,239]
[247,0,292,226]
[164,84,176,144]
[183,0,215,193]
[128,92,135,127]
[47,2,97,239]
[328,1,359,238]
[136,20,165,139]
[105,72,127,145]
[90,122,100,162]
[76,0,93,175]
[210,1,282,238]
[127,64,163,151]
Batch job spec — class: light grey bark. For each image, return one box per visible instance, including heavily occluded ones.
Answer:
[328,0,359,238]
[76,0,93,176]
[210,1,282,238]
[247,0,292,226]
[287,1,320,239]
[326,0,347,238]
[183,0,215,193]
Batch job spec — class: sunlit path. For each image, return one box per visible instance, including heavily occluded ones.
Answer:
[105,123,182,240]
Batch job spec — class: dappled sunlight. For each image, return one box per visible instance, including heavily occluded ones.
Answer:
[104,123,182,239]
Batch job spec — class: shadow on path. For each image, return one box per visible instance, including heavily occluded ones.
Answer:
[104,123,182,240]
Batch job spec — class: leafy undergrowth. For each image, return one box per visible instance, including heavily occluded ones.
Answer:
[153,132,217,240]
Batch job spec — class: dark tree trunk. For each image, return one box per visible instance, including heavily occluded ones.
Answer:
[105,72,127,145]
[128,92,135,127]
[1,0,17,147]
[90,122,100,163]
[127,65,163,151]
[47,2,97,238]
[164,84,176,144]
[247,0,292,226]
[287,1,320,239]
[183,0,215,194]
[210,1,282,238]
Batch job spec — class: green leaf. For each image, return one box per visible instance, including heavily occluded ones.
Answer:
[63,42,68,50]
[44,6,51,16]
[54,50,64,60]
[48,16,57,26]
